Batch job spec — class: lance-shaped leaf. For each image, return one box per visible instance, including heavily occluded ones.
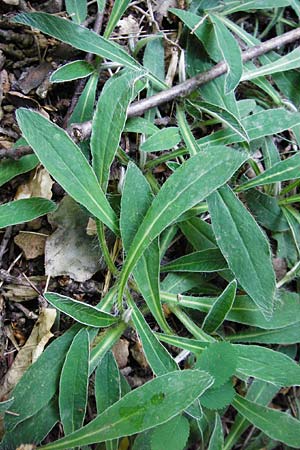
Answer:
[224,379,279,450]
[104,0,131,38]
[1,397,59,449]
[39,370,214,450]
[161,289,300,330]
[59,329,89,435]
[127,296,178,376]
[92,70,144,191]
[161,248,227,273]
[13,12,139,70]
[179,217,217,251]
[237,153,300,191]
[222,0,290,13]
[191,101,249,142]
[95,351,121,450]
[235,344,300,386]
[16,109,119,235]
[209,13,242,93]
[0,154,38,187]
[242,46,300,81]
[51,60,95,83]
[202,280,237,333]
[118,146,247,302]
[0,198,56,228]
[140,127,181,152]
[45,293,118,327]
[207,185,276,318]
[198,109,300,147]
[120,163,170,332]
[68,72,98,125]
[227,322,300,345]
[4,324,81,432]
[65,0,87,23]
[233,394,300,448]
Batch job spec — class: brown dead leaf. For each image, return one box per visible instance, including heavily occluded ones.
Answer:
[14,232,47,260]
[15,166,53,200]
[131,341,149,369]
[112,338,129,369]
[17,62,52,95]
[86,217,97,236]
[0,308,56,400]
[16,446,36,450]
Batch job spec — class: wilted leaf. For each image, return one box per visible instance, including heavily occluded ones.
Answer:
[0,308,56,400]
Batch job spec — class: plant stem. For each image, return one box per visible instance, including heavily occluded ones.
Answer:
[96,219,118,276]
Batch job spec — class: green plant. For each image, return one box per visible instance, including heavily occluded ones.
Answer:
[1,1,300,449]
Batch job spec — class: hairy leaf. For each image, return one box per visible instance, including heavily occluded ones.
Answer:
[207,185,276,317]
[39,370,214,449]
[16,109,119,235]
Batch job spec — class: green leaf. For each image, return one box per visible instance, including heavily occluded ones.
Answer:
[127,296,178,376]
[121,163,170,332]
[200,380,236,410]
[89,322,127,375]
[13,12,140,70]
[118,147,247,302]
[235,344,300,386]
[104,0,130,38]
[209,13,242,93]
[233,394,300,448]
[0,198,56,229]
[1,397,59,449]
[191,100,249,142]
[207,185,276,318]
[59,328,89,435]
[198,109,300,147]
[161,289,300,330]
[161,248,227,273]
[0,154,38,187]
[140,127,181,152]
[65,0,87,23]
[208,413,224,450]
[50,60,94,83]
[227,322,300,345]
[245,189,289,232]
[16,108,119,235]
[68,72,98,125]
[242,47,300,81]
[177,105,199,156]
[224,379,279,450]
[95,351,121,450]
[202,280,237,333]
[150,415,190,450]
[179,217,217,251]
[44,292,118,327]
[237,153,300,191]
[39,370,214,449]
[92,69,143,191]
[4,324,81,432]
[222,0,290,13]
[125,117,159,135]
[95,352,121,413]
[196,342,238,388]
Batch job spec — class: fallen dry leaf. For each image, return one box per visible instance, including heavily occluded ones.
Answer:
[14,232,47,260]
[0,308,56,401]
[15,166,53,200]
[131,341,149,369]
[45,196,102,282]
[112,338,129,369]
